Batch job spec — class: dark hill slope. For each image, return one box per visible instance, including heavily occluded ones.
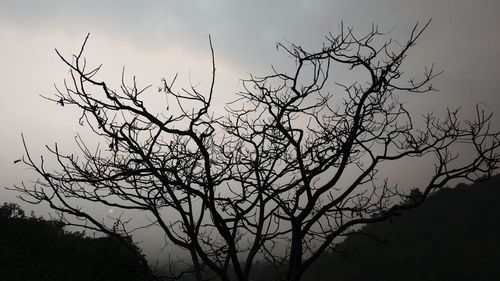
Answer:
[0,204,153,281]
[306,176,500,281]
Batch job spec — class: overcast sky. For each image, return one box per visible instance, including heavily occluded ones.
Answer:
[1,0,499,259]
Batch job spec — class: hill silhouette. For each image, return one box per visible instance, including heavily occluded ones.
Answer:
[0,203,153,281]
[3,176,499,281]
[303,176,500,281]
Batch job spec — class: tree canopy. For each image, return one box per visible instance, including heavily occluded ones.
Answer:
[13,22,500,281]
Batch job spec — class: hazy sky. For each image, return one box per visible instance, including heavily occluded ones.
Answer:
[1,0,499,259]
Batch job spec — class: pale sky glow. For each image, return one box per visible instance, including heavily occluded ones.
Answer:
[1,0,499,260]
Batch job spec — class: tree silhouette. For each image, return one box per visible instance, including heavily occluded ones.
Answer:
[13,21,499,281]
[0,202,26,219]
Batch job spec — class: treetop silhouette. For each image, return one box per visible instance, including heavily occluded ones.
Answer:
[13,21,500,281]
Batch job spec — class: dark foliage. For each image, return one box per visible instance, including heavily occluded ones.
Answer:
[298,176,500,281]
[0,203,153,281]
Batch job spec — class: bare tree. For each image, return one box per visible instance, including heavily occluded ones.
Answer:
[14,21,499,281]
